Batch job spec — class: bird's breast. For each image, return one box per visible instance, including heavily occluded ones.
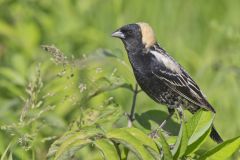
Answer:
[128,52,152,74]
[127,52,176,104]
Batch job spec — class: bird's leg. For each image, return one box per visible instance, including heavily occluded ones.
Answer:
[176,106,185,123]
[149,108,175,138]
[159,108,175,128]
[126,83,140,127]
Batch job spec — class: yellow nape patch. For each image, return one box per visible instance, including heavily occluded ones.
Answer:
[137,22,156,48]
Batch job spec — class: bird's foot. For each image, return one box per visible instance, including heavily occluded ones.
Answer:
[148,129,159,139]
[149,128,171,139]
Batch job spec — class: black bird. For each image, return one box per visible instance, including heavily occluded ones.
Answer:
[112,22,223,143]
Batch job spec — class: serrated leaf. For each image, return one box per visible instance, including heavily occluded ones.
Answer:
[172,122,188,159]
[199,136,240,160]
[94,139,119,160]
[107,128,158,160]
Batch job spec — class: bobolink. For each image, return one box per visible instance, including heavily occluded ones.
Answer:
[112,22,223,143]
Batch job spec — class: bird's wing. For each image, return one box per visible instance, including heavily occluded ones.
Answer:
[150,48,215,113]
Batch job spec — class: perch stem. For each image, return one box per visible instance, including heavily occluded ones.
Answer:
[128,83,139,127]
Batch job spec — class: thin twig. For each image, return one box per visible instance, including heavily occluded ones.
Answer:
[128,83,139,127]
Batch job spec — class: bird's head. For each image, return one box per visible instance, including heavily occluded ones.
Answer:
[112,22,156,52]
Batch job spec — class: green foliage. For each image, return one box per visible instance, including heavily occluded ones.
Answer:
[94,139,119,160]
[199,136,240,160]
[1,0,240,159]
[185,110,214,155]
[156,131,173,160]
[47,109,239,160]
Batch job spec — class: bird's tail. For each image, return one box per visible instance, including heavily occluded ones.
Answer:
[210,125,223,144]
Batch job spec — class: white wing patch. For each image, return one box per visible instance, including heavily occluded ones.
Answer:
[152,71,184,87]
[150,50,182,73]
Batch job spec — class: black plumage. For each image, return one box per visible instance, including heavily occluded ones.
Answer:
[112,22,223,143]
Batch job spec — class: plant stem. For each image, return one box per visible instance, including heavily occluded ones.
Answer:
[128,83,139,127]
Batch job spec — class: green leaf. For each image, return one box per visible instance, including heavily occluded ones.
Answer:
[1,142,12,160]
[47,132,75,157]
[8,152,13,160]
[94,139,119,160]
[128,128,159,152]
[199,136,240,160]
[172,122,188,159]
[166,136,177,146]
[134,110,175,134]
[55,139,91,160]
[185,110,214,155]
[107,127,159,160]
[48,127,103,160]
[70,102,123,131]
[0,67,25,86]
[144,145,161,160]
[186,110,214,145]
[156,131,173,160]
[185,128,211,155]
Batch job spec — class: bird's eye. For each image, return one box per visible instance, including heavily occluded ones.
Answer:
[127,30,133,34]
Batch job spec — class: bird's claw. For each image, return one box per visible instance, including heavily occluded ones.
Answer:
[149,128,171,139]
[148,129,159,139]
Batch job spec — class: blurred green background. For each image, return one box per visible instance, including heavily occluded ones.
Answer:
[0,0,240,159]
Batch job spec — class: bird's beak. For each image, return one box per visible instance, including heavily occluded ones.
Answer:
[111,30,125,39]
